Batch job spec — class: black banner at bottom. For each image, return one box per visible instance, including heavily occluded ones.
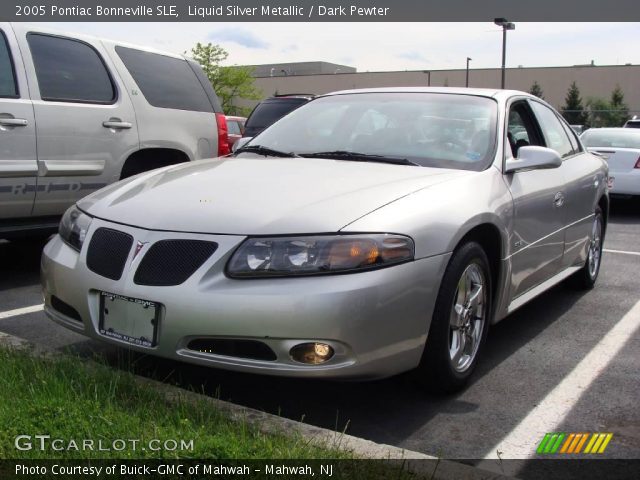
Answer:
[1,459,639,480]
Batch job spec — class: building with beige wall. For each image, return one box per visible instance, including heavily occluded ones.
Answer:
[240,64,640,115]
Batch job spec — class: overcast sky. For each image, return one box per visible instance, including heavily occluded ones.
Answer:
[45,22,639,71]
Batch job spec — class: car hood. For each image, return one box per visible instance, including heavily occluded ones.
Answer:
[78,157,471,235]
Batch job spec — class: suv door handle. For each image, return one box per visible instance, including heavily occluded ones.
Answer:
[102,120,132,130]
[0,117,28,127]
[553,192,565,208]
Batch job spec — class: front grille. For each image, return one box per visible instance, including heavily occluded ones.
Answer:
[86,228,133,280]
[134,240,217,286]
[187,339,277,361]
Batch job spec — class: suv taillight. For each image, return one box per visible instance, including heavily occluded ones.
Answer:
[215,113,230,156]
[635,156,640,169]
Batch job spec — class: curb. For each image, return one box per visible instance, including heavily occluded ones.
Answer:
[0,331,516,480]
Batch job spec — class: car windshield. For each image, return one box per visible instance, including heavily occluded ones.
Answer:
[581,129,640,149]
[239,92,498,171]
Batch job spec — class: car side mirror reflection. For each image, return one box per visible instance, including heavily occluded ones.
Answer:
[232,137,252,153]
[504,146,562,173]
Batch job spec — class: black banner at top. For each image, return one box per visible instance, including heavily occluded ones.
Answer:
[2,0,640,22]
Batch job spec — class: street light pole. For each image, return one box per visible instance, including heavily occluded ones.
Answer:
[494,18,515,89]
[466,57,472,87]
[422,70,431,86]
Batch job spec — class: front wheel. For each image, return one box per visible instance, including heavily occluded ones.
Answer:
[416,242,491,393]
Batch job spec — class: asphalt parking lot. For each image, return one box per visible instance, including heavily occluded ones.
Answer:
[1,198,639,477]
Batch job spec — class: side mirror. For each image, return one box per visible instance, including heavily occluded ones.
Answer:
[232,137,252,153]
[504,146,562,173]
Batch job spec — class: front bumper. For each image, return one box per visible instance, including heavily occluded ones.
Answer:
[41,219,449,379]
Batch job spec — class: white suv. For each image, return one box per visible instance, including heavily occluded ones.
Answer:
[0,23,229,237]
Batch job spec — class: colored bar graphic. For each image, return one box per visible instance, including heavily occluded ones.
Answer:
[575,433,589,453]
[538,433,613,454]
[560,433,575,453]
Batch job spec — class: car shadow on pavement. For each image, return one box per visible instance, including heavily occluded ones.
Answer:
[0,237,49,292]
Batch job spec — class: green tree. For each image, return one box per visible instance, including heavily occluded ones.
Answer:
[528,81,544,100]
[189,42,262,115]
[609,85,629,127]
[561,82,588,125]
[585,97,613,128]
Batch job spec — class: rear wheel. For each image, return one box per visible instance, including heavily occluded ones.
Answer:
[571,206,604,290]
[416,242,491,393]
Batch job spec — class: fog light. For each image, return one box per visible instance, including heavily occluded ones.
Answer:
[290,342,335,364]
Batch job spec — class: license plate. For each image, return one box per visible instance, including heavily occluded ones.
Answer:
[99,292,159,348]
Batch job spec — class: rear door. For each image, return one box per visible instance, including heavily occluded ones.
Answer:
[13,25,139,217]
[529,100,603,269]
[0,24,37,220]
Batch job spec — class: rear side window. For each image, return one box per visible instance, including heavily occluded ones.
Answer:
[530,101,575,158]
[27,33,115,104]
[116,46,213,113]
[0,30,18,98]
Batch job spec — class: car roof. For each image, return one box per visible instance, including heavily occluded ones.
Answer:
[322,86,529,101]
[583,127,640,133]
[14,22,187,60]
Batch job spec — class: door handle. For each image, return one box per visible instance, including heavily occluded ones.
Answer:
[553,192,565,208]
[0,117,28,127]
[102,120,132,130]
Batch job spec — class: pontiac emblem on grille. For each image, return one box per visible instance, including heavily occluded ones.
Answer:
[133,241,148,259]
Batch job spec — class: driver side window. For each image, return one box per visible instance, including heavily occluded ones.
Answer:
[506,101,541,158]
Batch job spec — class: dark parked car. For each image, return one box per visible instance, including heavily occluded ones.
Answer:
[243,94,314,138]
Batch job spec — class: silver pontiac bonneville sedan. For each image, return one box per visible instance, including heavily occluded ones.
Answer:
[41,88,608,392]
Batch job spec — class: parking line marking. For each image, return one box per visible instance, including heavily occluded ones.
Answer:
[603,248,640,256]
[0,304,44,320]
[484,298,640,459]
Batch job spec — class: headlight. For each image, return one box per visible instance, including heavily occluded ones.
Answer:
[227,234,414,278]
[59,205,92,251]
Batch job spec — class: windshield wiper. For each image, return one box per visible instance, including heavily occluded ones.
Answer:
[299,150,418,166]
[234,145,301,158]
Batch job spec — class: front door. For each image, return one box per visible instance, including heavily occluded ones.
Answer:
[504,99,567,298]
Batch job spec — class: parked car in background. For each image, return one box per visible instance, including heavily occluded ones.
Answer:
[581,128,640,196]
[225,116,246,148]
[42,88,608,393]
[623,116,640,129]
[0,23,228,237]
[242,94,314,139]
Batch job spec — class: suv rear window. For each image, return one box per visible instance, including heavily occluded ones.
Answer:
[28,33,115,104]
[0,30,17,98]
[246,99,309,130]
[116,46,213,113]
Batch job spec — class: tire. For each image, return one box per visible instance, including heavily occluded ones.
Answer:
[416,241,492,394]
[571,206,604,290]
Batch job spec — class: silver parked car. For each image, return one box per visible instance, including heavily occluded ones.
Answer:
[581,128,640,196]
[41,88,608,392]
[0,23,228,237]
